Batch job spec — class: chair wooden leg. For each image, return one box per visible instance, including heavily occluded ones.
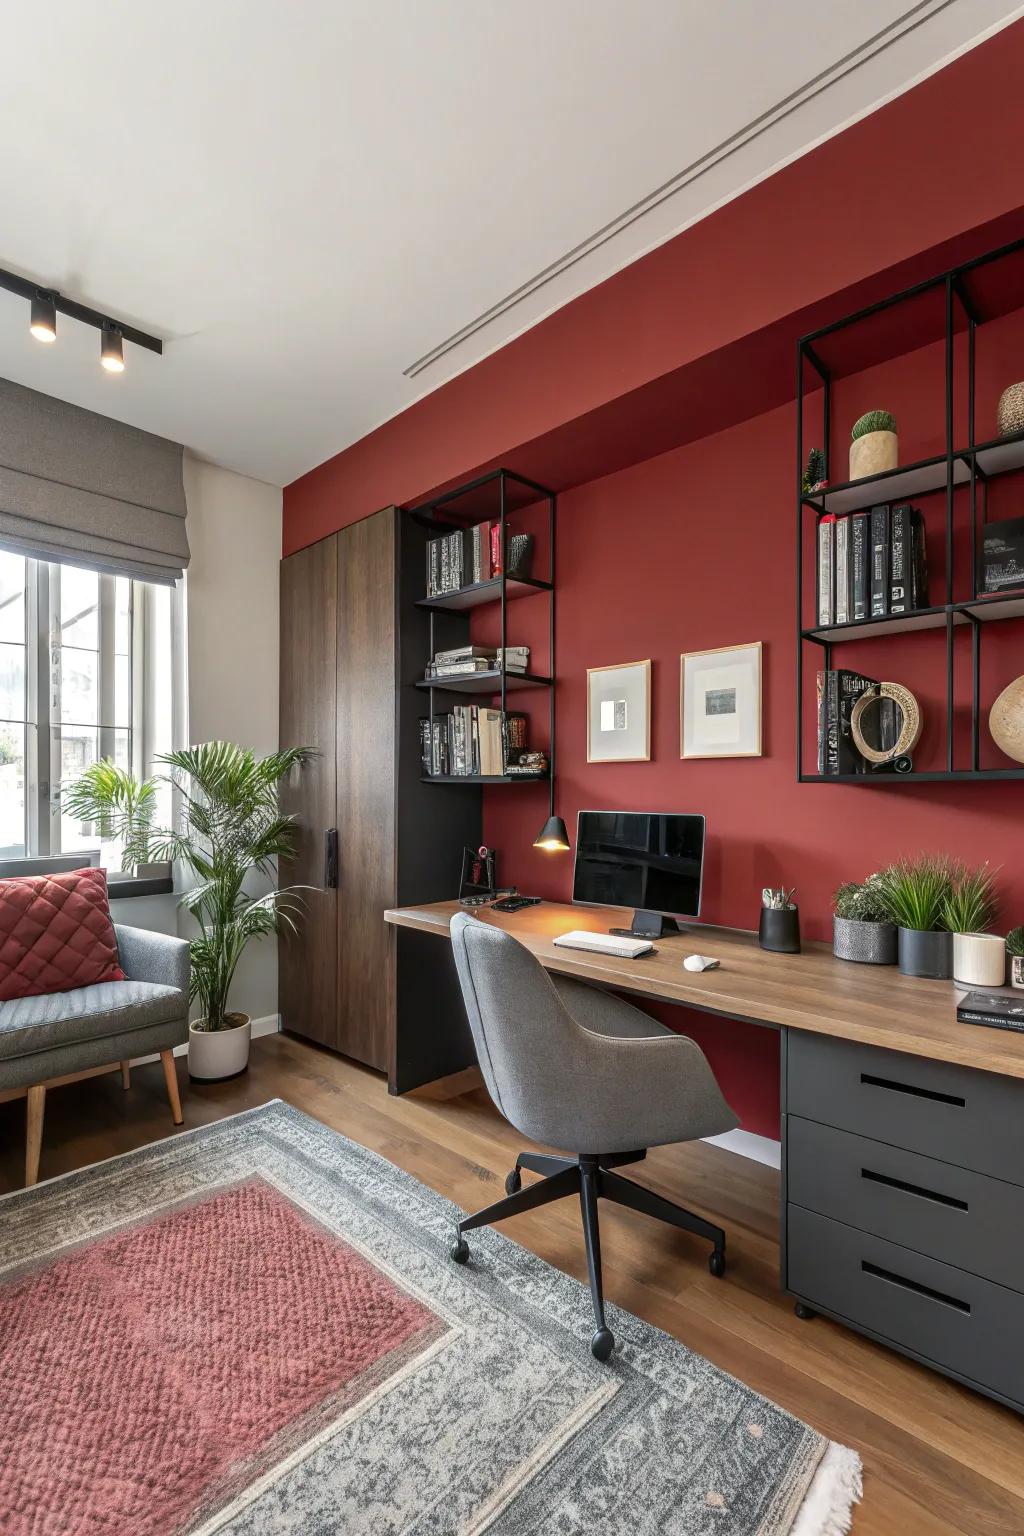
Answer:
[120,1060,131,1091]
[160,1050,184,1126]
[25,1085,46,1187]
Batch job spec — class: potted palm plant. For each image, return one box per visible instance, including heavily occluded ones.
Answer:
[942,864,1003,987]
[877,855,954,979]
[832,874,897,964]
[61,761,167,878]
[152,741,311,1081]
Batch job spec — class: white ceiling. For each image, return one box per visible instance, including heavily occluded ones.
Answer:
[0,0,1020,488]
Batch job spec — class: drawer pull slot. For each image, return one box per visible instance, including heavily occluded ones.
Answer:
[860,1072,965,1108]
[861,1168,968,1212]
[861,1260,970,1314]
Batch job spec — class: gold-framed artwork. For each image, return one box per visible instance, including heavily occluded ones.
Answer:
[680,642,762,758]
[587,660,651,763]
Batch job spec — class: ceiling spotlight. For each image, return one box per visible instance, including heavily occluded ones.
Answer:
[29,290,56,343]
[101,324,125,374]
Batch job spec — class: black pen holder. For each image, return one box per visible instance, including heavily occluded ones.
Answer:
[759,904,801,954]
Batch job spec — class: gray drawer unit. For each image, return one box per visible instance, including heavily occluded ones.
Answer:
[787,1206,1024,1410]
[786,1029,1024,1185]
[788,1115,1024,1292]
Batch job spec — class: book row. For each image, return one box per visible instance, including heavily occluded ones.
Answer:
[419,707,546,778]
[817,503,928,627]
[426,525,504,597]
[816,668,900,776]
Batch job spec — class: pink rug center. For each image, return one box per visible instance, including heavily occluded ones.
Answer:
[0,1176,442,1535]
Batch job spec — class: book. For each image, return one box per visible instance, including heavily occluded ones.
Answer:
[911,509,928,608]
[825,668,878,775]
[490,524,502,576]
[816,671,827,776]
[851,512,869,621]
[870,505,889,618]
[982,515,1024,594]
[817,516,835,626]
[956,990,1024,1033]
[890,503,912,613]
[835,516,850,625]
[418,718,431,776]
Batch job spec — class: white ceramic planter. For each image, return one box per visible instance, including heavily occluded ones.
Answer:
[188,1014,251,1081]
[952,932,1005,988]
[849,430,898,481]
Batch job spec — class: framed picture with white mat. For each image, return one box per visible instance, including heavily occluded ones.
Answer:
[680,642,762,758]
[587,660,651,763]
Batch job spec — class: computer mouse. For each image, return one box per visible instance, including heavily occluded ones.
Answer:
[683,954,720,972]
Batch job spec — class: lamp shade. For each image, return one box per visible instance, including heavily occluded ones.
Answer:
[533,814,570,852]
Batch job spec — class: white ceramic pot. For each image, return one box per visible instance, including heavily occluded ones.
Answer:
[849,430,898,481]
[1012,955,1024,990]
[188,1014,251,1081]
[952,933,1005,988]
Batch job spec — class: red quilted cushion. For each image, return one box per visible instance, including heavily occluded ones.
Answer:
[0,867,125,1002]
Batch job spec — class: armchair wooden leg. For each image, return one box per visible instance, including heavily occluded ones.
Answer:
[160,1050,184,1126]
[120,1060,131,1091]
[25,1084,46,1187]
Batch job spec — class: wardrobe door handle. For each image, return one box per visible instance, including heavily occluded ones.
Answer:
[324,828,339,889]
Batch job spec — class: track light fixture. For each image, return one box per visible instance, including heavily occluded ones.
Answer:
[0,264,162,374]
[29,290,56,343]
[101,324,125,374]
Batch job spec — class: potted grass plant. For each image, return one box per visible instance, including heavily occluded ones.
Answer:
[61,761,168,879]
[832,875,897,964]
[942,864,1003,988]
[151,741,312,1081]
[877,855,954,979]
[1007,928,1024,990]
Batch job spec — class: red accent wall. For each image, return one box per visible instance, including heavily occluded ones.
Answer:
[283,25,1024,1140]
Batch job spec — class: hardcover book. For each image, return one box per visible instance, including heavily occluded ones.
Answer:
[817,516,835,626]
[835,517,850,625]
[957,990,1024,1033]
[982,515,1024,594]
[889,503,912,614]
[870,505,889,618]
[851,512,869,621]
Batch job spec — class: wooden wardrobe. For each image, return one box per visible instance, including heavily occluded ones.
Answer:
[278,505,479,1092]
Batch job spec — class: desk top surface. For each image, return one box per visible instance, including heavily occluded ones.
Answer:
[384,899,1024,1081]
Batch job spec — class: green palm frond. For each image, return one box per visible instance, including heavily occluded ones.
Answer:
[60,760,158,874]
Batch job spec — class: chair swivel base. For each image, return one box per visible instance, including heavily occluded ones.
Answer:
[450,1149,727,1359]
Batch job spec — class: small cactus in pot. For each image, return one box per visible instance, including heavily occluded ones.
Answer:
[849,409,898,481]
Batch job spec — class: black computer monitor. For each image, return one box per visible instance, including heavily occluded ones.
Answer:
[572,810,705,938]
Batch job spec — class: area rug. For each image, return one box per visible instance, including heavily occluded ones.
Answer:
[0,1101,861,1534]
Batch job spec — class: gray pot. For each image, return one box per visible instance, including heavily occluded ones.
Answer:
[898,927,952,980]
[833,916,897,965]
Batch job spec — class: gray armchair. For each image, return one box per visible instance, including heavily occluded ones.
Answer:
[449,912,737,1358]
[0,923,190,1187]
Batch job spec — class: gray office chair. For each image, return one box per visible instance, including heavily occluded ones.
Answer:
[449,913,739,1358]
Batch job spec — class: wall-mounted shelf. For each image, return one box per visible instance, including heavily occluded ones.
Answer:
[797,233,1024,784]
[416,671,552,694]
[420,773,548,785]
[416,575,552,612]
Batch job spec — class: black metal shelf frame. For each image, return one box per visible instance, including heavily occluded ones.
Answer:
[413,468,558,794]
[796,233,1024,785]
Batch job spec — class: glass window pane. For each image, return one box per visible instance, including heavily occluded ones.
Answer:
[0,641,25,721]
[60,566,99,649]
[0,554,25,645]
[61,649,98,725]
[0,723,25,858]
[114,652,131,728]
[58,728,100,853]
[115,579,131,655]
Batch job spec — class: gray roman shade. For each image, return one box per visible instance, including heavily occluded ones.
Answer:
[0,377,189,584]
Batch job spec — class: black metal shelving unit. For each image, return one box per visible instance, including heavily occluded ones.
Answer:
[797,233,1024,785]
[410,467,556,789]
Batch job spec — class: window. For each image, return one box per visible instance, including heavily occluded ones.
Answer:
[0,552,178,867]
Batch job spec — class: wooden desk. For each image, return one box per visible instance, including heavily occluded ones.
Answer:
[384,898,1024,1081]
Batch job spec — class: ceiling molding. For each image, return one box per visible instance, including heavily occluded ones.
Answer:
[402,0,957,380]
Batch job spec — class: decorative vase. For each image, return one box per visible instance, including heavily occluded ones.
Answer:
[849,431,898,481]
[759,905,800,954]
[897,928,952,980]
[952,932,1006,988]
[1012,956,1024,990]
[833,916,897,965]
[506,532,534,580]
[188,1013,251,1081]
[997,381,1024,438]
[989,675,1024,764]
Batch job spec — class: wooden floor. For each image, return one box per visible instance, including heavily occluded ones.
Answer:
[2,1033,1023,1535]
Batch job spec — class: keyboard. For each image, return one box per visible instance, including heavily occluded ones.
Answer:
[552,930,654,958]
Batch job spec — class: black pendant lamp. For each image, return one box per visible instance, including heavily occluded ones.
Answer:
[533,812,570,852]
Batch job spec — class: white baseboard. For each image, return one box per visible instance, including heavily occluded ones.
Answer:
[703,1127,782,1169]
[133,1014,281,1066]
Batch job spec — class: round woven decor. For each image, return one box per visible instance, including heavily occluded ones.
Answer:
[998,381,1024,438]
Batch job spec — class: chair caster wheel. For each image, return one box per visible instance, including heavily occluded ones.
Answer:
[505,1168,522,1196]
[591,1328,615,1362]
[794,1302,816,1321]
[451,1235,470,1264]
[708,1248,726,1278]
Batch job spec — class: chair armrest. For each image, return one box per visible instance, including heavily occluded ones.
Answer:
[115,924,190,997]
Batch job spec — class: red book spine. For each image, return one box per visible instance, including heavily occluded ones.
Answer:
[490,523,502,575]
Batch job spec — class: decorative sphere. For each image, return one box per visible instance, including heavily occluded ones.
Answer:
[989,675,1024,764]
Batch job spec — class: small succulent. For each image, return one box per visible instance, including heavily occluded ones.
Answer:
[1006,926,1024,958]
[762,887,796,911]
[802,447,827,494]
[834,874,890,923]
[851,409,897,441]
[940,863,998,935]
